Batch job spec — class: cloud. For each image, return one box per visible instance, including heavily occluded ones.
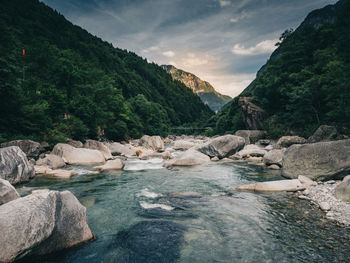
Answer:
[141,45,160,53]
[162,50,175,57]
[231,39,278,55]
[181,53,209,67]
[230,11,250,23]
[219,0,231,7]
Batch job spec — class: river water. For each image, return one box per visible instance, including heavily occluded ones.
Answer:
[16,158,350,263]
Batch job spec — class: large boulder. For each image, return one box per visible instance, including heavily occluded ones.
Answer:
[105,142,136,157]
[235,144,267,158]
[52,143,105,165]
[234,130,266,145]
[236,179,304,192]
[238,97,268,130]
[0,179,20,205]
[282,139,350,181]
[0,146,35,184]
[307,125,338,143]
[164,150,210,168]
[263,149,286,167]
[0,190,93,262]
[139,135,164,152]
[335,176,350,202]
[84,140,112,160]
[93,159,124,172]
[196,135,245,159]
[277,136,307,148]
[0,140,41,159]
[36,154,66,169]
[173,140,195,150]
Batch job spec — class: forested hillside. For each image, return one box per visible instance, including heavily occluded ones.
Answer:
[209,0,350,138]
[0,0,212,143]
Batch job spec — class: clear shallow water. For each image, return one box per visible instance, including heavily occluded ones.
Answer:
[16,160,350,263]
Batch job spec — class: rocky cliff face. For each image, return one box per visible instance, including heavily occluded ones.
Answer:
[162,65,231,112]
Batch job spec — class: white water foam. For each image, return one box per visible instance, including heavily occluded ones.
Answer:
[124,158,164,171]
[139,201,175,211]
[136,188,162,199]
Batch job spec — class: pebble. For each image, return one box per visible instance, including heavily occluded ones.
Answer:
[298,195,311,200]
[319,202,331,211]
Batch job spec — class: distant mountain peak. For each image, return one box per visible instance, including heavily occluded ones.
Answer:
[161,65,231,112]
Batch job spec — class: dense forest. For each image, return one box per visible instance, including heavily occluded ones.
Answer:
[209,0,350,138]
[0,0,212,144]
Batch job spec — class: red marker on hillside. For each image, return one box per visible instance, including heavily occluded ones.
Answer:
[22,48,25,56]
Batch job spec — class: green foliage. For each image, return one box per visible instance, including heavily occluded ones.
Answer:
[0,0,212,143]
[208,0,350,138]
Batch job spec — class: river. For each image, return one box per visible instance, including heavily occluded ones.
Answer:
[16,157,350,263]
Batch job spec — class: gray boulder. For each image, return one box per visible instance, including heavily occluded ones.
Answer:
[66,139,84,148]
[36,154,66,169]
[52,143,105,165]
[139,135,164,152]
[0,179,20,205]
[234,130,266,145]
[196,135,245,159]
[335,176,350,202]
[164,149,210,168]
[0,140,41,159]
[307,125,338,143]
[0,146,35,184]
[282,139,350,181]
[277,136,307,148]
[0,189,93,262]
[105,142,136,157]
[263,149,286,167]
[84,140,112,160]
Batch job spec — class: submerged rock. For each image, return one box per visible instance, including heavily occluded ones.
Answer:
[196,135,245,159]
[0,146,35,184]
[282,139,350,181]
[164,149,210,168]
[0,190,93,262]
[236,179,304,192]
[139,135,164,152]
[110,221,186,263]
[0,179,20,205]
[52,143,105,165]
[0,139,41,159]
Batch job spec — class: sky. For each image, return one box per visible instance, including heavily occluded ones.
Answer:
[42,0,338,97]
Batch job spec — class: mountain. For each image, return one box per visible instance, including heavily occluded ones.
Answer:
[162,65,232,112]
[207,0,350,138]
[0,0,213,143]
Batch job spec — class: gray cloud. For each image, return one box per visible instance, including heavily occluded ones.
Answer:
[43,0,338,97]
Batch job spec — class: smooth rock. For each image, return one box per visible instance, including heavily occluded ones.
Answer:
[236,144,267,158]
[307,125,338,143]
[282,139,350,181]
[105,142,136,157]
[234,130,266,145]
[164,149,210,168]
[335,178,350,202]
[52,143,105,165]
[0,140,41,159]
[236,179,305,192]
[93,159,124,172]
[0,146,35,184]
[34,166,78,179]
[196,135,245,159]
[139,135,164,152]
[84,140,112,160]
[211,157,219,162]
[319,202,331,211]
[36,154,66,169]
[263,149,285,167]
[277,136,307,148]
[268,164,280,170]
[66,139,83,148]
[0,190,93,262]
[173,140,195,150]
[298,175,315,186]
[0,179,20,205]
